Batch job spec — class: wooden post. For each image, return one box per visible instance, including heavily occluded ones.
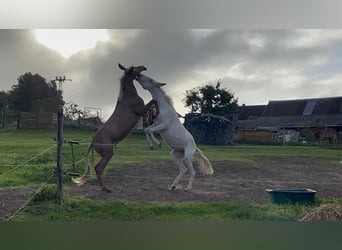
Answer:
[53,75,71,204]
[56,106,63,204]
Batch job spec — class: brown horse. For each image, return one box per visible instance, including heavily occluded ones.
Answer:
[72,63,158,192]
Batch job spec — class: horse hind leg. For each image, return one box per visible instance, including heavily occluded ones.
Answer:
[183,148,196,191]
[170,150,187,190]
[183,158,195,191]
[95,151,113,193]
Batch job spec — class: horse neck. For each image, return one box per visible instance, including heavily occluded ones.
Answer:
[151,87,175,110]
[120,76,138,99]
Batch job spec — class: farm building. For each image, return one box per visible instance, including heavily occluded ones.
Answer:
[236,96,342,144]
[20,112,57,128]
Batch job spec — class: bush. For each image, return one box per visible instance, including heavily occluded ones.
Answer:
[32,184,57,203]
[184,114,234,145]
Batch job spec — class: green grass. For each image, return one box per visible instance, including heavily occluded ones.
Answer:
[201,144,342,162]
[13,184,341,222]
[14,193,324,222]
[0,127,169,187]
[1,127,342,221]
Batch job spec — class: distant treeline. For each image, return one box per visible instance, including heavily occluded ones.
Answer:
[0,72,61,128]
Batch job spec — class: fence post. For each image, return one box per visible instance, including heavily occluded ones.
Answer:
[56,107,63,204]
[53,75,71,204]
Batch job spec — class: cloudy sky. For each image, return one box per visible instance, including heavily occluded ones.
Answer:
[0,29,342,118]
[1,29,342,119]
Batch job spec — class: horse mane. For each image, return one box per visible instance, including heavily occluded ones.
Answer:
[160,87,174,106]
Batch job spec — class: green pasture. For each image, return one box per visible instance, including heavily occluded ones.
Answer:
[1,127,342,221]
[1,127,341,187]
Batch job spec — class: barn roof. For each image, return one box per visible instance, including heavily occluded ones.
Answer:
[237,105,267,120]
[237,96,342,129]
[263,96,342,116]
[238,114,342,129]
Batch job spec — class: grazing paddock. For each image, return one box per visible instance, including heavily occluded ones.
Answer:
[1,127,342,221]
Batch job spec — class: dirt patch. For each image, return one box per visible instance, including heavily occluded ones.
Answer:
[69,156,342,204]
[2,156,342,220]
[0,187,36,220]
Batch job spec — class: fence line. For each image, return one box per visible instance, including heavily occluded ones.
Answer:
[3,142,153,147]
[0,144,56,178]
[0,164,56,168]
[1,140,84,219]
[0,142,57,145]
[75,157,85,165]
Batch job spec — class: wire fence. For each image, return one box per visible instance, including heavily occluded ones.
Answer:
[0,142,60,220]
[0,144,56,178]
[6,173,55,221]
[0,138,168,220]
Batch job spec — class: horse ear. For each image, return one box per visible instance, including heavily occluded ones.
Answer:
[118,63,126,71]
[127,66,134,75]
[158,82,167,87]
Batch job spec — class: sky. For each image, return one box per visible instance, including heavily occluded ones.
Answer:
[1,29,342,119]
[1,1,342,119]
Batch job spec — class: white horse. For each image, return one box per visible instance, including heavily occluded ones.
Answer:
[136,74,214,191]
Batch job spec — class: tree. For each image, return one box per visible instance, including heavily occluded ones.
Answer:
[0,91,9,110]
[8,72,60,113]
[0,91,9,128]
[64,101,83,121]
[183,81,238,117]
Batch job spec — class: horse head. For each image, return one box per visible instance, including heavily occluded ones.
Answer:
[118,63,146,79]
[136,74,167,91]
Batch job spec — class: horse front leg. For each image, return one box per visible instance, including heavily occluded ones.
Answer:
[145,99,159,114]
[133,99,159,117]
[145,124,161,149]
[150,132,161,148]
[144,125,155,149]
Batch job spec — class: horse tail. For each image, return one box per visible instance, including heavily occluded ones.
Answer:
[72,144,93,186]
[195,147,214,176]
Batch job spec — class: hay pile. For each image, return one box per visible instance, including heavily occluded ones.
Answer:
[300,204,342,221]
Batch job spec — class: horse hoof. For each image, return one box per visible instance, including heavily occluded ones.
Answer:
[102,187,112,193]
[158,143,161,148]
[149,146,154,150]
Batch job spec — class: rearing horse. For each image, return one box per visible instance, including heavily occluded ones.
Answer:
[72,64,158,192]
[136,73,214,191]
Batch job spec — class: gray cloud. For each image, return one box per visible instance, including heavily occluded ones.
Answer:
[2,1,342,28]
[0,30,66,88]
[1,29,342,118]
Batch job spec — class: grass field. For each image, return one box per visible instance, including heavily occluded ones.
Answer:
[1,127,342,221]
